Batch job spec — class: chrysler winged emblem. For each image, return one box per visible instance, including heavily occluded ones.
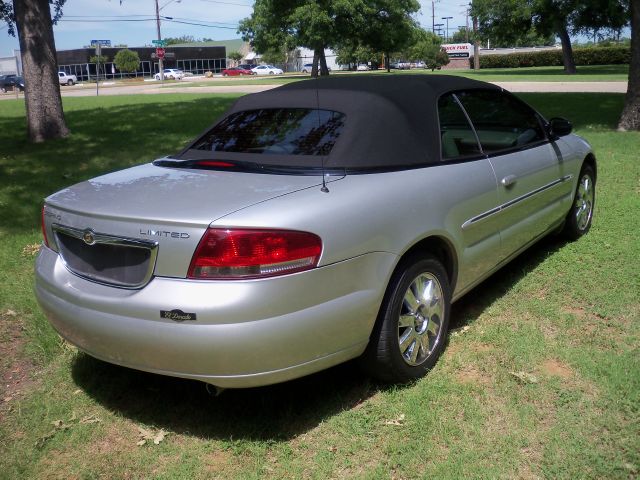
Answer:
[82,229,96,245]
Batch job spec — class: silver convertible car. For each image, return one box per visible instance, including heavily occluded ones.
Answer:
[36,76,596,388]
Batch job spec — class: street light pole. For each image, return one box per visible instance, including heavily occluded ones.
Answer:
[155,0,164,82]
[442,16,453,42]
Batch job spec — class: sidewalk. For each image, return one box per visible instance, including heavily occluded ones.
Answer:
[491,81,627,93]
[0,79,629,101]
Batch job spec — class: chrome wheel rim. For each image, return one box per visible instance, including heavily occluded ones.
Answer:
[398,273,445,366]
[575,174,594,231]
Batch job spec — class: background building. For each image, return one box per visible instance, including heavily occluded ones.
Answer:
[57,45,227,80]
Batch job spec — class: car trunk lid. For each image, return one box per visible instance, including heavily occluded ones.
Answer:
[43,162,339,281]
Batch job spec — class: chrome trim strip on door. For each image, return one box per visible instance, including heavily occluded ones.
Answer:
[462,174,573,230]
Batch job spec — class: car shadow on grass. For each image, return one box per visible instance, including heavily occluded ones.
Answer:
[70,233,568,441]
[71,354,378,441]
[449,234,567,331]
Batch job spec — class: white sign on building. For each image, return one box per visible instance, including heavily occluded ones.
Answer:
[442,43,473,58]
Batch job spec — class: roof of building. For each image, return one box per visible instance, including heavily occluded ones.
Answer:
[169,38,245,52]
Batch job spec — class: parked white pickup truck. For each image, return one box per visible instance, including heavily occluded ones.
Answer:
[58,72,77,86]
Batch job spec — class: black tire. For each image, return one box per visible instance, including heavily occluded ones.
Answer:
[360,255,451,383]
[563,164,595,241]
[67,79,74,86]
[0,86,6,93]
[269,71,274,75]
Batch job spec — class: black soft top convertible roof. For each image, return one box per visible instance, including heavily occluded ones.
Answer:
[180,75,501,170]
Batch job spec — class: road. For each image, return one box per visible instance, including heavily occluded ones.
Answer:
[0,77,628,101]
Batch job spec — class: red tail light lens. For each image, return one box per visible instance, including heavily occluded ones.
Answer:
[41,205,49,247]
[188,228,322,279]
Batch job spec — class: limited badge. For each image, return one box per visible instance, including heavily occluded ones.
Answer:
[160,309,197,322]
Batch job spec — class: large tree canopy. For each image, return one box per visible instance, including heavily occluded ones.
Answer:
[471,0,630,74]
[2,0,69,142]
[239,0,419,75]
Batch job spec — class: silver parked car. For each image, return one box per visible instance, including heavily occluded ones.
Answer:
[35,76,595,388]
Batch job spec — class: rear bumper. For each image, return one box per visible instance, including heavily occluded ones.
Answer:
[35,246,396,388]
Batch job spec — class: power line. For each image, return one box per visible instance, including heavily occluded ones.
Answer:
[58,17,239,29]
[61,14,238,26]
[59,18,157,23]
[167,16,238,26]
[165,18,238,29]
[198,0,253,6]
[64,14,155,18]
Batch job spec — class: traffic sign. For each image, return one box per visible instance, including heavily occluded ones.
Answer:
[156,48,165,59]
[152,40,167,46]
[90,39,111,47]
[151,52,175,59]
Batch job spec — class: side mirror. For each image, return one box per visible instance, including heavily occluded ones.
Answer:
[547,117,573,138]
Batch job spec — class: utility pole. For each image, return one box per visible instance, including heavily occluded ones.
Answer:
[155,0,164,82]
[472,14,480,69]
[460,3,470,42]
[96,44,100,96]
[431,0,436,33]
[442,16,453,42]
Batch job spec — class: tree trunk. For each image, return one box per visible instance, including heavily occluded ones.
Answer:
[14,0,69,142]
[311,49,319,78]
[318,48,329,76]
[618,0,640,130]
[385,52,390,73]
[557,22,577,74]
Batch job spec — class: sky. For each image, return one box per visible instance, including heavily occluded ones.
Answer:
[0,0,471,56]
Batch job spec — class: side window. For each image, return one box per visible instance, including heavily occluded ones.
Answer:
[456,90,545,154]
[438,93,482,160]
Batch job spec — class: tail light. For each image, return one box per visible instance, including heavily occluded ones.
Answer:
[188,228,322,280]
[41,205,49,247]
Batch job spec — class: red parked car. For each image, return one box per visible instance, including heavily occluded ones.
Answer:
[221,67,255,77]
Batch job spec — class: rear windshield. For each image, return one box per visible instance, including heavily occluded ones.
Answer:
[190,108,345,156]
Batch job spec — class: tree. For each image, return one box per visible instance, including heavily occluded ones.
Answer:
[260,48,286,65]
[89,54,109,64]
[407,28,441,58]
[165,35,197,45]
[573,0,630,42]
[357,0,421,72]
[228,50,244,65]
[426,49,450,70]
[618,0,639,130]
[471,0,576,71]
[1,0,69,142]
[407,28,450,70]
[335,42,379,68]
[450,27,474,44]
[114,49,140,73]
[471,0,631,73]
[239,0,352,76]
[239,0,420,76]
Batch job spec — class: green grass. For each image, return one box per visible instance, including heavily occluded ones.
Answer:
[0,92,638,479]
[173,64,630,88]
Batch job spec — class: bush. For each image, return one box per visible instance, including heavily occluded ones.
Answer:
[114,49,141,73]
[476,46,630,69]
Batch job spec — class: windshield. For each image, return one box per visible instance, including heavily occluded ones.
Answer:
[190,108,345,156]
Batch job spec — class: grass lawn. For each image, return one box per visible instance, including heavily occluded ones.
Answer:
[174,64,630,88]
[0,92,638,479]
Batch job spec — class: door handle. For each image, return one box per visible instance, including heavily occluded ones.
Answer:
[501,175,517,188]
